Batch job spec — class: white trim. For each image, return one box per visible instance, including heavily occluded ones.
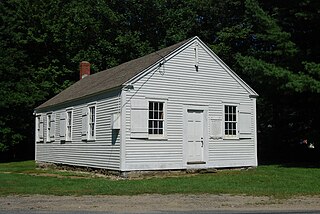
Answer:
[147,98,167,140]
[123,38,194,86]
[183,105,209,167]
[223,103,239,140]
[46,112,52,143]
[196,37,259,97]
[65,109,73,142]
[124,37,258,98]
[35,114,41,142]
[194,41,199,71]
[87,104,97,141]
[120,89,127,171]
[253,98,258,166]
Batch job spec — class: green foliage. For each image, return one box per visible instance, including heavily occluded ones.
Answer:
[236,54,320,94]
[0,0,319,160]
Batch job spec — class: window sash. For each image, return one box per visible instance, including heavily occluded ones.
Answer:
[148,101,164,135]
[66,111,72,141]
[89,106,95,139]
[47,114,51,142]
[224,105,237,137]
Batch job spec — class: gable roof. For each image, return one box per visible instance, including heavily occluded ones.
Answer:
[36,38,191,111]
[36,36,258,111]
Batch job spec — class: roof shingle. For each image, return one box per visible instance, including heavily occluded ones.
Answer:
[36,38,191,110]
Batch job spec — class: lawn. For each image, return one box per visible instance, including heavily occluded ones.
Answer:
[0,161,320,198]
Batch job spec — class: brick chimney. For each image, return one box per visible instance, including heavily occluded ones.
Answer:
[80,61,90,79]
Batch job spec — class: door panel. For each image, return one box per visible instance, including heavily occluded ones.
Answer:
[187,110,204,162]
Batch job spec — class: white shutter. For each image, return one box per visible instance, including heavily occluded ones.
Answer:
[82,107,88,141]
[39,115,44,141]
[239,106,252,139]
[130,99,148,138]
[60,112,66,141]
[210,118,222,139]
[50,113,55,141]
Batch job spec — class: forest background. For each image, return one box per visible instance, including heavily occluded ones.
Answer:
[1,0,319,163]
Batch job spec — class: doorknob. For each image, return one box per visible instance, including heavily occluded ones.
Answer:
[201,137,204,147]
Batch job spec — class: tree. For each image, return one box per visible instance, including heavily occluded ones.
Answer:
[1,0,319,162]
[209,0,320,161]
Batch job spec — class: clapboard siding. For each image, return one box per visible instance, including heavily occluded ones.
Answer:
[35,37,257,172]
[36,90,121,170]
[123,40,256,170]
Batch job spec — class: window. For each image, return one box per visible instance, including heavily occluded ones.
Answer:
[148,101,164,136]
[224,105,238,138]
[66,110,72,141]
[88,106,96,140]
[130,98,167,139]
[47,114,52,142]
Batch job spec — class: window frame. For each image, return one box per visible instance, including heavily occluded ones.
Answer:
[147,99,167,140]
[88,105,96,141]
[223,104,239,139]
[65,109,73,142]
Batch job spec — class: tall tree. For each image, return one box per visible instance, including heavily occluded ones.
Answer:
[1,0,319,162]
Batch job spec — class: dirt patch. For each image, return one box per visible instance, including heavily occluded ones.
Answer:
[1,194,320,213]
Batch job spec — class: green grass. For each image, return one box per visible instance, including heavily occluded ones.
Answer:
[1,161,320,198]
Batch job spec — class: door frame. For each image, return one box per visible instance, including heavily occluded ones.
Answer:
[183,105,209,168]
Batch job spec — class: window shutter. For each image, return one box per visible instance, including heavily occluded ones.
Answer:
[82,107,88,141]
[39,115,44,141]
[50,113,55,141]
[239,106,252,139]
[131,99,148,138]
[60,112,66,141]
[210,118,222,139]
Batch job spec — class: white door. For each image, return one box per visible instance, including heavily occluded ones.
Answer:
[187,109,204,163]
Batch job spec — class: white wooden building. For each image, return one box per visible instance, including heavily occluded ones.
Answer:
[34,36,258,173]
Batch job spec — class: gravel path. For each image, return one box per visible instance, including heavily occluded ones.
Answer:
[1,194,320,213]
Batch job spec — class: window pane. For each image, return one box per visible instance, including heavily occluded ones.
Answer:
[232,122,236,130]
[159,102,163,111]
[159,121,163,129]
[92,124,95,136]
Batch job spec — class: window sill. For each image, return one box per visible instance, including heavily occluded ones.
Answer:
[223,136,239,140]
[148,135,167,141]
